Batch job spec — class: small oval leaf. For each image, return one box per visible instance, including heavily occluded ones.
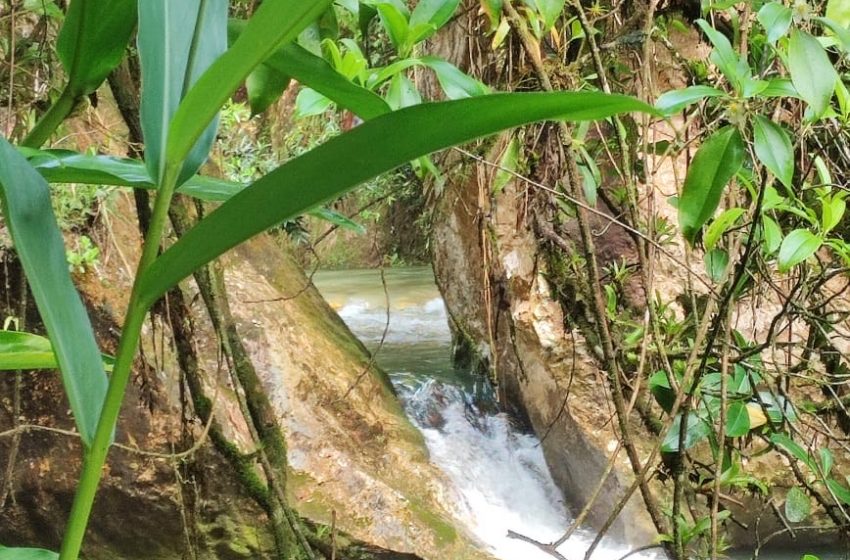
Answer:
[725,400,751,437]
[753,115,794,189]
[778,229,822,272]
[784,487,811,523]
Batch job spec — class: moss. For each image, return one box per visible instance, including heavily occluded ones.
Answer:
[199,514,269,559]
[407,499,458,545]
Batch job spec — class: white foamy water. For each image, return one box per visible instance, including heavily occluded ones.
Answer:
[314,268,661,560]
[397,377,658,560]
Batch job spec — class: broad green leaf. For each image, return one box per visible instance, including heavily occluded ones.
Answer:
[762,215,782,255]
[827,0,850,28]
[771,433,815,469]
[0,331,115,372]
[725,401,751,437]
[784,487,810,523]
[138,0,227,185]
[246,64,291,116]
[678,126,745,244]
[534,0,566,29]
[167,1,333,175]
[409,0,460,34]
[0,546,58,560]
[788,29,838,118]
[420,57,490,99]
[0,138,108,446]
[373,3,410,51]
[817,16,850,54]
[227,19,390,121]
[661,413,711,452]
[266,40,391,118]
[138,92,655,306]
[655,85,724,115]
[56,0,136,95]
[295,88,334,118]
[704,248,729,283]
[704,207,745,251]
[386,74,423,109]
[778,229,822,272]
[753,115,794,189]
[757,2,792,44]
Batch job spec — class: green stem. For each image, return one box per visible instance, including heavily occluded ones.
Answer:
[20,88,77,148]
[58,163,181,560]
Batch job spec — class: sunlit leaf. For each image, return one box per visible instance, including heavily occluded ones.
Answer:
[778,229,822,272]
[704,207,745,251]
[138,92,655,306]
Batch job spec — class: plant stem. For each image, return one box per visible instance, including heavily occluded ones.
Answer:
[20,88,76,149]
[58,163,181,560]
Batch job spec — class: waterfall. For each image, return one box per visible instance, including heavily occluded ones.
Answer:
[316,268,661,560]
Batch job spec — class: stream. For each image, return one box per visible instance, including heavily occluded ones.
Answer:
[313,267,661,560]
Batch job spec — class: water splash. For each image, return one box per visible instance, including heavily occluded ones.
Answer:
[314,268,661,560]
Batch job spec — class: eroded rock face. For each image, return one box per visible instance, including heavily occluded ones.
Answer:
[430,145,657,545]
[0,199,489,560]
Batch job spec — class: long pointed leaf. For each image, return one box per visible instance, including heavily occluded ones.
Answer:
[56,0,136,95]
[21,147,358,229]
[0,546,58,560]
[0,331,115,372]
[139,92,654,306]
[678,126,745,244]
[227,19,389,120]
[0,331,60,371]
[138,0,227,185]
[267,44,390,120]
[166,1,333,170]
[0,138,108,445]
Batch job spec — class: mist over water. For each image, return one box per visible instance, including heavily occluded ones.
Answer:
[314,267,660,560]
